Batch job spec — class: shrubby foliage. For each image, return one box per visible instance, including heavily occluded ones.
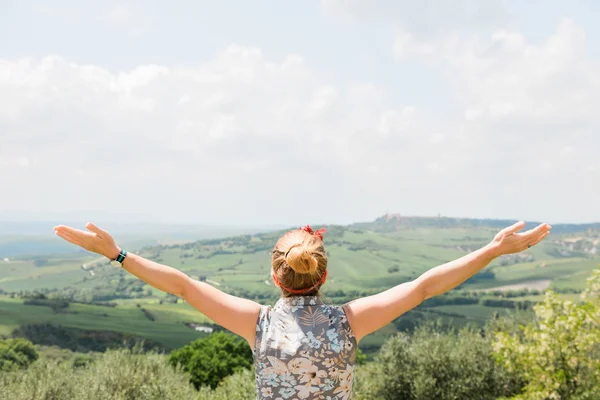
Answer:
[0,346,256,400]
[493,266,600,400]
[168,331,254,390]
[13,323,166,353]
[481,298,533,309]
[14,274,154,303]
[0,338,38,372]
[352,323,522,400]
[355,348,367,366]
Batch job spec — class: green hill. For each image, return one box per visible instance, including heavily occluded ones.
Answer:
[129,214,599,297]
[0,214,598,355]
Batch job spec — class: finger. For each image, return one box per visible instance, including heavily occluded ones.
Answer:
[54,226,95,244]
[532,223,551,234]
[53,224,73,233]
[86,222,110,238]
[525,229,551,246]
[55,229,83,247]
[55,225,89,237]
[522,223,552,240]
[529,231,551,247]
[503,221,526,235]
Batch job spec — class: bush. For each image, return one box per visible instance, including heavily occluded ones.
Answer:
[353,362,386,399]
[140,307,156,321]
[169,332,253,390]
[201,368,256,400]
[489,298,535,309]
[0,345,260,400]
[0,338,39,372]
[0,347,200,399]
[355,348,367,366]
[421,294,480,308]
[23,298,70,311]
[12,323,165,353]
[358,323,522,400]
[494,266,600,399]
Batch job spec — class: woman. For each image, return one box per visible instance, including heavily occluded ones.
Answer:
[53,220,551,399]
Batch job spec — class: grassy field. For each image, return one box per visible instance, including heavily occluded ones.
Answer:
[1,216,598,354]
[0,295,212,349]
[431,304,512,320]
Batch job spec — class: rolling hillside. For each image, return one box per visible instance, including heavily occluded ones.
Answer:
[1,214,598,354]
[130,214,599,297]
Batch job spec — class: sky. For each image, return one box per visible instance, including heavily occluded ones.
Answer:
[1,0,599,226]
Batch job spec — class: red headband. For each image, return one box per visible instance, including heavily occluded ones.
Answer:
[300,225,326,240]
[273,270,328,294]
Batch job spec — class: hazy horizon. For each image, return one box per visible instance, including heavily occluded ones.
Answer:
[2,210,599,227]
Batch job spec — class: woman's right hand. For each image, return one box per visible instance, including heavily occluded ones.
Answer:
[53,222,121,260]
[490,221,552,256]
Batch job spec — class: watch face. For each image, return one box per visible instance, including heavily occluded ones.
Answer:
[110,260,122,267]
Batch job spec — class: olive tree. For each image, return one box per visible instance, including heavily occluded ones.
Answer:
[494,267,600,399]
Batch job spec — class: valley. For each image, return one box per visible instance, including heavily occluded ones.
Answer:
[1,214,598,356]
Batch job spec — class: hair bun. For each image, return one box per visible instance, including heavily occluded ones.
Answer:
[286,244,319,274]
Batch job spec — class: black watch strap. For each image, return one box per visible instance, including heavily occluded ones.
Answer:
[114,249,127,262]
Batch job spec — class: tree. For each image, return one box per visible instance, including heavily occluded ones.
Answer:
[169,332,253,390]
[493,266,600,399]
[0,347,204,399]
[0,338,39,372]
[388,265,400,273]
[355,322,522,400]
[355,348,367,366]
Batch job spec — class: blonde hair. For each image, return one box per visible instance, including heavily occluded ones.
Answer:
[272,229,328,296]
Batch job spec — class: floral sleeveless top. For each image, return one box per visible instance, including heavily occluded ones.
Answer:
[253,296,357,400]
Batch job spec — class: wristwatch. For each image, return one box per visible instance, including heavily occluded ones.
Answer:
[109,248,128,268]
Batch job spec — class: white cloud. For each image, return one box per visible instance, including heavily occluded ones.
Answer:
[320,2,600,222]
[387,18,600,192]
[1,12,599,225]
[0,46,440,224]
[395,19,599,126]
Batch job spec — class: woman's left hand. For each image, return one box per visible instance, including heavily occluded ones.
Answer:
[490,221,552,256]
[53,223,120,260]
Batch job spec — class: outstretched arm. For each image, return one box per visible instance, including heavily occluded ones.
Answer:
[53,223,261,347]
[344,221,552,343]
